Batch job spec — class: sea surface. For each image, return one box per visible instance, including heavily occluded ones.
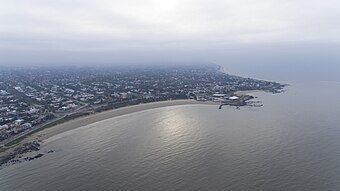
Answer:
[1,82,340,191]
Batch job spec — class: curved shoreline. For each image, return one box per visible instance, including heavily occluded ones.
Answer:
[1,100,214,159]
[32,100,207,141]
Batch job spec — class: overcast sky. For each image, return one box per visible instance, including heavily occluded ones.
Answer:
[1,0,340,75]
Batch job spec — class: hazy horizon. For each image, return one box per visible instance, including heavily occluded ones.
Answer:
[2,2,340,190]
[1,0,340,81]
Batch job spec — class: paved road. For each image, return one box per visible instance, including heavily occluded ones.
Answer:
[0,105,91,147]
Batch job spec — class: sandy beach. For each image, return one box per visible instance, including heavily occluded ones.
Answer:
[1,99,214,159]
[31,100,206,141]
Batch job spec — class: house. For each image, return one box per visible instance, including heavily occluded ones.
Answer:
[229,96,239,100]
[14,119,24,125]
[212,94,226,98]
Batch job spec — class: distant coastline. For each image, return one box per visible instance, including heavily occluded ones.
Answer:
[0,64,286,167]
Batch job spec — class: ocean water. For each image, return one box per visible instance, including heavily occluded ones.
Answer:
[222,63,340,82]
[1,82,340,191]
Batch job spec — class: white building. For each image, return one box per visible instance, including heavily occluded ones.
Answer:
[229,96,239,100]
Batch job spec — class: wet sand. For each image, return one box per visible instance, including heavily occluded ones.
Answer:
[1,100,213,158]
[32,100,206,141]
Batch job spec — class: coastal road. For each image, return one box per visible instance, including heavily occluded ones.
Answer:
[0,105,91,147]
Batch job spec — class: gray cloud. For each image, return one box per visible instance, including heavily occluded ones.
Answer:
[1,0,340,66]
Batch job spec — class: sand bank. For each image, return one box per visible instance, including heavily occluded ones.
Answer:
[33,100,207,141]
[1,100,212,159]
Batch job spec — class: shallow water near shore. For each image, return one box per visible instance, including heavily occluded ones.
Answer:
[1,82,340,191]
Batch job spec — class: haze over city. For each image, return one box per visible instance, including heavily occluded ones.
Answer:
[1,1,340,190]
[1,0,339,73]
